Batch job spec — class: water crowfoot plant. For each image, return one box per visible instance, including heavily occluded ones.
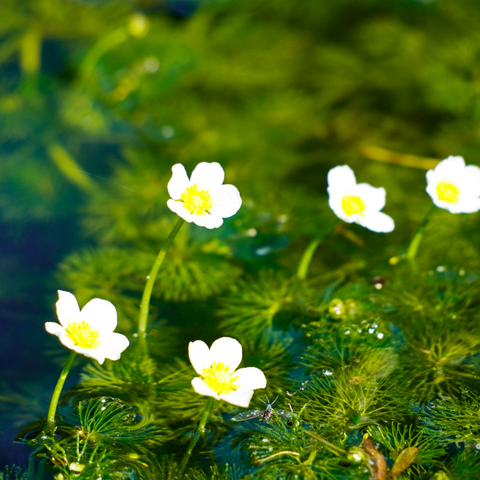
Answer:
[177,337,266,478]
[137,162,242,340]
[298,165,394,279]
[44,291,129,433]
[406,156,480,262]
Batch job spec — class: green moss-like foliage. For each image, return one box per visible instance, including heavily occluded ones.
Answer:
[4,0,480,478]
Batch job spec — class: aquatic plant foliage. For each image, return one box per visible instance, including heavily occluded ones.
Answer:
[2,0,480,478]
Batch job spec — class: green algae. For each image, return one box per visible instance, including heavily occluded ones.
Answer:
[1,0,480,479]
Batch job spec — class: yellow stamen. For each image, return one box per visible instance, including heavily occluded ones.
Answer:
[181,184,213,216]
[342,196,366,216]
[66,321,100,349]
[202,362,239,395]
[437,182,460,204]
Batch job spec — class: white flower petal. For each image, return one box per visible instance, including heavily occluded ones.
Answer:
[167,164,191,200]
[166,199,196,223]
[56,290,81,328]
[234,367,267,391]
[190,213,224,229]
[426,156,480,213]
[359,211,395,233]
[189,340,212,375]
[461,165,480,195]
[220,389,254,407]
[81,298,117,333]
[448,197,480,214]
[190,162,225,191]
[49,291,129,363]
[432,156,465,176]
[355,184,386,211]
[98,332,130,361]
[327,165,357,190]
[191,377,220,400]
[210,337,242,371]
[74,346,107,364]
[209,184,242,218]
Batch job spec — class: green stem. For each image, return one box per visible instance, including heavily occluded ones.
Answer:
[137,218,184,338]
[79,27,129,83]
[304,430,346,456]
[405,206,436,262]
[47,143,95,191]
[177,398,215,479]
[46,350,77,433]
[297,220,339,279]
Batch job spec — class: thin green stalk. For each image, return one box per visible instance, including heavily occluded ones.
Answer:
[177,398,215,479]
[138,218,184,338]
[297,219,339,279]
[405,206,436,262]
[46,350,77,433]
[304,430,346,456]
[79,27,129,83]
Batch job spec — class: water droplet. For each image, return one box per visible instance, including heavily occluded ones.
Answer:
[144,57,160,73]
[371,276,386,289]
[160,125,175,139]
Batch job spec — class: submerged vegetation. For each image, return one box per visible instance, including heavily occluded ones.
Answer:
[1,0,480,479]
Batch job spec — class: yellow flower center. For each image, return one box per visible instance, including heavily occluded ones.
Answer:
[436,182,460,204]
[66,321,100,349]
[181,184,213,216]
[342,195,366,216]
[201,362,239,395]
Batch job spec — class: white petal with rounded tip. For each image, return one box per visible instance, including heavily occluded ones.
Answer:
[355,183,386,211]
[168,164,191,200]
[190,162,225,191]
[210,337,242,371]
[190,213,224,229]
[56,290,81,328]
[234,367,267,390]
[81,298,117,333]
[449,197,480,214]
[189,340,212,375]
[220,389,254,407]
[73,346,106,365]
[209,185,242,218]
[191,377,220,400]
[166,199,196,223]
[433,156,465,176]
[327,165,357,190]
[45,321,65,336]
[360,211,395,233]
[99,333,130,361]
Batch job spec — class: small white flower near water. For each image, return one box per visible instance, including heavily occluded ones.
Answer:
[45,290,129,365]
[188,337,266,407]
[327,165,395,233]
[426,156,480,214]
[167,162,242,229]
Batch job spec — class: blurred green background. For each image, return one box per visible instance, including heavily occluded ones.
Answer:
[1,0,480,471]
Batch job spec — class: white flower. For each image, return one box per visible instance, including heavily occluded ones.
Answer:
[426,156,480,214]
[167,162,242,229]
[45,291,129,365]
[188,337,267,407]
[327,165,395,233]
